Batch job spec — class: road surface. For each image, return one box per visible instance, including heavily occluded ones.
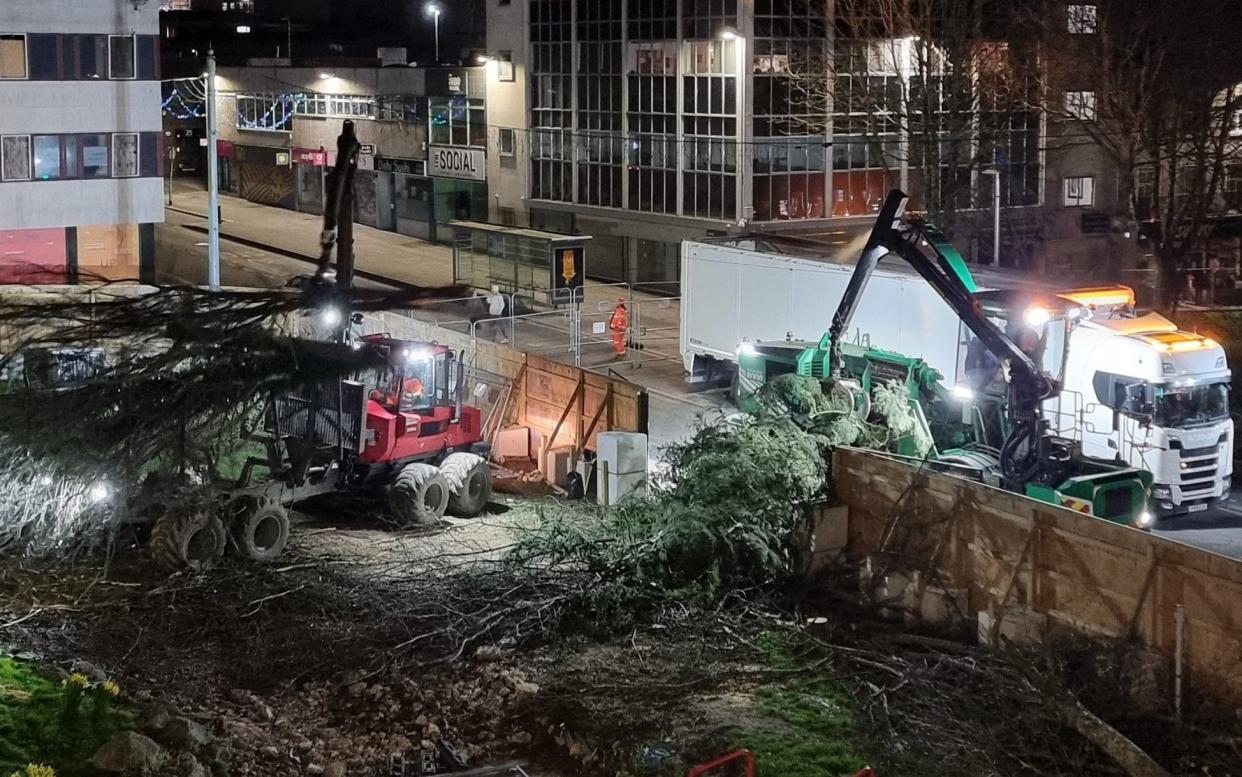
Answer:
[1152,491,1242,559]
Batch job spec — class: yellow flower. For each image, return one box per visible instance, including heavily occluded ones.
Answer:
[24,765,56,777]
[100,680,120,697]
[61,673,89,689]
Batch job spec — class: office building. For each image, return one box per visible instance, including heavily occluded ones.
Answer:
[1,0,164,283]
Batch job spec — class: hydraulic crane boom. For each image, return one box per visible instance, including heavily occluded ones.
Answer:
[825,189,1056,487]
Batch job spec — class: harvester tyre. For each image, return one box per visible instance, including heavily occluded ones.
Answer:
[150,509,227,573]
[229,497,291,563]
[389,463,449,527]
[440,453,492,518]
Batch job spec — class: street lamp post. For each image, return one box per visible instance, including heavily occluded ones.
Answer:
[982,168,1001,266]
[425,2,441,64]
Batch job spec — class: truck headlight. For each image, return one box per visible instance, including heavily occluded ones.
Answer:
[1151,486,1171,499]
[1136,511,1154,529]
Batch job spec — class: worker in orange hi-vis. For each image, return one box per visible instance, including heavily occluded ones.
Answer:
[609,298,629,360]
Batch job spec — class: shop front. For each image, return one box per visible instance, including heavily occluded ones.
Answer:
[375,156,433,241]
[293,147,329,215]
[428,145,488,245]
[235,144,295,210]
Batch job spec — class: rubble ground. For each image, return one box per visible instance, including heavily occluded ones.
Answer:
[0,497,874,777]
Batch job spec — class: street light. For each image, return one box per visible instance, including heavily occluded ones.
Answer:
[982,168,1001,265]
[425,2,442,64]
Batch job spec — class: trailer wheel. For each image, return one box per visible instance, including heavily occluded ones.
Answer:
[229,497,290,563]
[150,509,227,573]
[440,453,492,518]
[389,463,449,527]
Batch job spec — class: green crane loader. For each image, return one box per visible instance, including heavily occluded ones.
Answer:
[737,190,1154,528]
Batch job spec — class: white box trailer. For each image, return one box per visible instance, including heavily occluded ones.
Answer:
[680,237,967,386]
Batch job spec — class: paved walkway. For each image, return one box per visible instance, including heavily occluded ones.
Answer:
[163,184,702,405]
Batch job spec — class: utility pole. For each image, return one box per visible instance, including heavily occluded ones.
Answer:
[206,48,221,290]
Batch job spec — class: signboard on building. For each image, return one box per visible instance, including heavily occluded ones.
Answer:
[375,156,426,177]
[294,148,327,167]
[551,245,586,305]
[428,146,485,182]
[359,144,376,155]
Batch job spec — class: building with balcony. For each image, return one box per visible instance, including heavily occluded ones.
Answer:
[0,0,164,283]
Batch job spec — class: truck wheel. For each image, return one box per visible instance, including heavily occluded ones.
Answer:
[150,509,227,573]
[229,497,290,563]
[440,453,493,518]
[389,463,450,527]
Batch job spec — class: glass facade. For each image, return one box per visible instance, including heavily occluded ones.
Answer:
[523,1,1046,279]
[528,0,743,220]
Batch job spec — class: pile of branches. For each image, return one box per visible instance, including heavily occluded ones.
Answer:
[0,282,459,554]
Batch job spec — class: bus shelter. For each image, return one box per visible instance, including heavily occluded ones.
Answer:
[450,221,590,305]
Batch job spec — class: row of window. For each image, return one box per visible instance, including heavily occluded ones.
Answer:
[233,93,411,132]
[0,33,158,81]
[0,132,160,182]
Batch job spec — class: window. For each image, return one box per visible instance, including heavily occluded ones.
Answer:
[112,133,139,177]
[32,136,61,180]
[499,128,516,156]
[496,50,515,82]
[79,35,108,79]
[108,36,136,79]
[1,136,32,181]
[1067,4,1098,34]
[0,34,27,79]
[1064,176,1095,207]
[1065,90,1096,121]
[295,94,374,120]
[429,95,486,147]
[78,134,110,178]
[237,93,294,131]
[27,34,59,79]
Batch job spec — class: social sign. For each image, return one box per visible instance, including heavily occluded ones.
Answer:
[428,146,486,182]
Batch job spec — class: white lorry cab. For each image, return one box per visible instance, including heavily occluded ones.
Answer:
[1045,289,1233,517]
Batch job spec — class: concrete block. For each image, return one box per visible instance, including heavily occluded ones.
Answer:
[978,605,1048,647]
[495,426,533,459]
[906,583,968,628]
[543,445,575,487]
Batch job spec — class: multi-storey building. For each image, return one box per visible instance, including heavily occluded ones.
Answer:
[0,0,164,283]
[483,0,1129,289]
[201,63,490,243]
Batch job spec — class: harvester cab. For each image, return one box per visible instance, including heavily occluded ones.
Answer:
[354,335,485,468]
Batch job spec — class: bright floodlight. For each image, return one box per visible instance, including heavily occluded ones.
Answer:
[425,2,441,17]
[736,341,758,357]
[406,347,433,362]
[1137,511,1154,529]
[1023,306,1051,328]
[320,306,343,327]
[950,385,975,401]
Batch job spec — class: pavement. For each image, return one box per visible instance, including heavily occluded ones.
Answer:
[157,181,722,456]
[156,182,1242,561]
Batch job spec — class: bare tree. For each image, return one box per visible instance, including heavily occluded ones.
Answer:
[783,0,1038,237]
[1027,0,1242,308]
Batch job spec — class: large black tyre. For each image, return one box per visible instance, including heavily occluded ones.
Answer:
[150,509,227,573]
[440,453,492,518]
[389,463,449,527]
[228,496,291,563]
